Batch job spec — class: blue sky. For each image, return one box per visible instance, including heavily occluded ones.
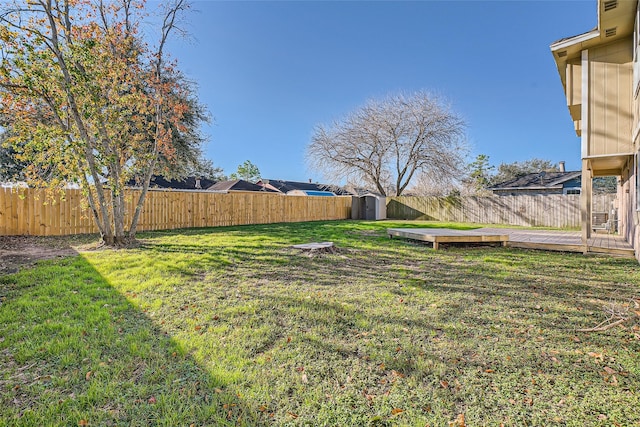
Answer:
[164,0,595,182]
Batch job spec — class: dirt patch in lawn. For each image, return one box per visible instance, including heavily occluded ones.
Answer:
[0,236,93,274]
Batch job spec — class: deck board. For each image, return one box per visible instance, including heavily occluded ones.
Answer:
[479,228,635,258]
[387,228,508,250]
[387,227,635,258]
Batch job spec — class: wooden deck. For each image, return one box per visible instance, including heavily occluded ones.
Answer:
[387,228,509,250]
[387,227,636,258]
[479,228,635,258]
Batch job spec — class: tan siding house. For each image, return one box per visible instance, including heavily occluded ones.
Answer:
[551,0,640,262]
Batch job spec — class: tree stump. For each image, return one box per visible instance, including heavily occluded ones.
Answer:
[292,242,336,254]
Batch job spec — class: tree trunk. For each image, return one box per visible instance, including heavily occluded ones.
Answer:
[127,145,159,240]
[113,190,127,244]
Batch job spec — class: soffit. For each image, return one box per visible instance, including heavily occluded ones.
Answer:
[586,154,633,175]
[551,0,638,89]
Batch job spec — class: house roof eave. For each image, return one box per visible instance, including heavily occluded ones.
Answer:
[550,28,600,91]
[546,171,582,186]
[550,28,600,52]
[550,0,638,91]
[491,185,565,192]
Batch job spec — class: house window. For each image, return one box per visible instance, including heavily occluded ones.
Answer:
[564,188,581,195]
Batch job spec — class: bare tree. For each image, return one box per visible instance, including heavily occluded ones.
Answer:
[306,91,467,196]
[408,170,463,196]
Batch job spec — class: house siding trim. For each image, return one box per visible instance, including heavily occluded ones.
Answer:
[582,49,590,159]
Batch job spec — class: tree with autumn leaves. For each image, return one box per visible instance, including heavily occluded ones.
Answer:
[0,0,209,245]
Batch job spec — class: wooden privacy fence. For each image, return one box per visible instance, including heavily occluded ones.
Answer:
[0,188,352,236]
[387,194,616,228]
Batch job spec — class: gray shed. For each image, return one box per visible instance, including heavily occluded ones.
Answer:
[352,195,386,220]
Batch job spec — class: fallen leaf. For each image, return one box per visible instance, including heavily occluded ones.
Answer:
[391,370,405,378]
[148,396,156,404]
[484,369,494,373]
[603,366,617,375]
[85,371,92,381]
[439,380,449,388]
[287,412,298,419]
[588,352,604,360]
[391,408,404,415]
[301,373,308,384]
[258,405,268,412]
[449,413,466,427]
[194,325,202,331]
[286,336,292,343]
[78,420,89,426]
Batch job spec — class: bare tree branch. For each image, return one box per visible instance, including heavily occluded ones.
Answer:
[307,91,468,196]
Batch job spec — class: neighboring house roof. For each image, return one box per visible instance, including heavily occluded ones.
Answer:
[488,171,582,191]
[286,190,336,196]
[1,181,29,188]
[257,179,352,195]
[1,181,82,189]
[127,175,216,190]
[208,179,279,193]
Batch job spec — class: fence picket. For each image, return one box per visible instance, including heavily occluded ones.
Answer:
[0,188,354,236]
[386,194,616,228]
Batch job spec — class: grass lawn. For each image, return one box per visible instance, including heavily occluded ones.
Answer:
[1,220,639,426]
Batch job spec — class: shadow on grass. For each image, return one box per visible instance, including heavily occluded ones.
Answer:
[0,255,263,426]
